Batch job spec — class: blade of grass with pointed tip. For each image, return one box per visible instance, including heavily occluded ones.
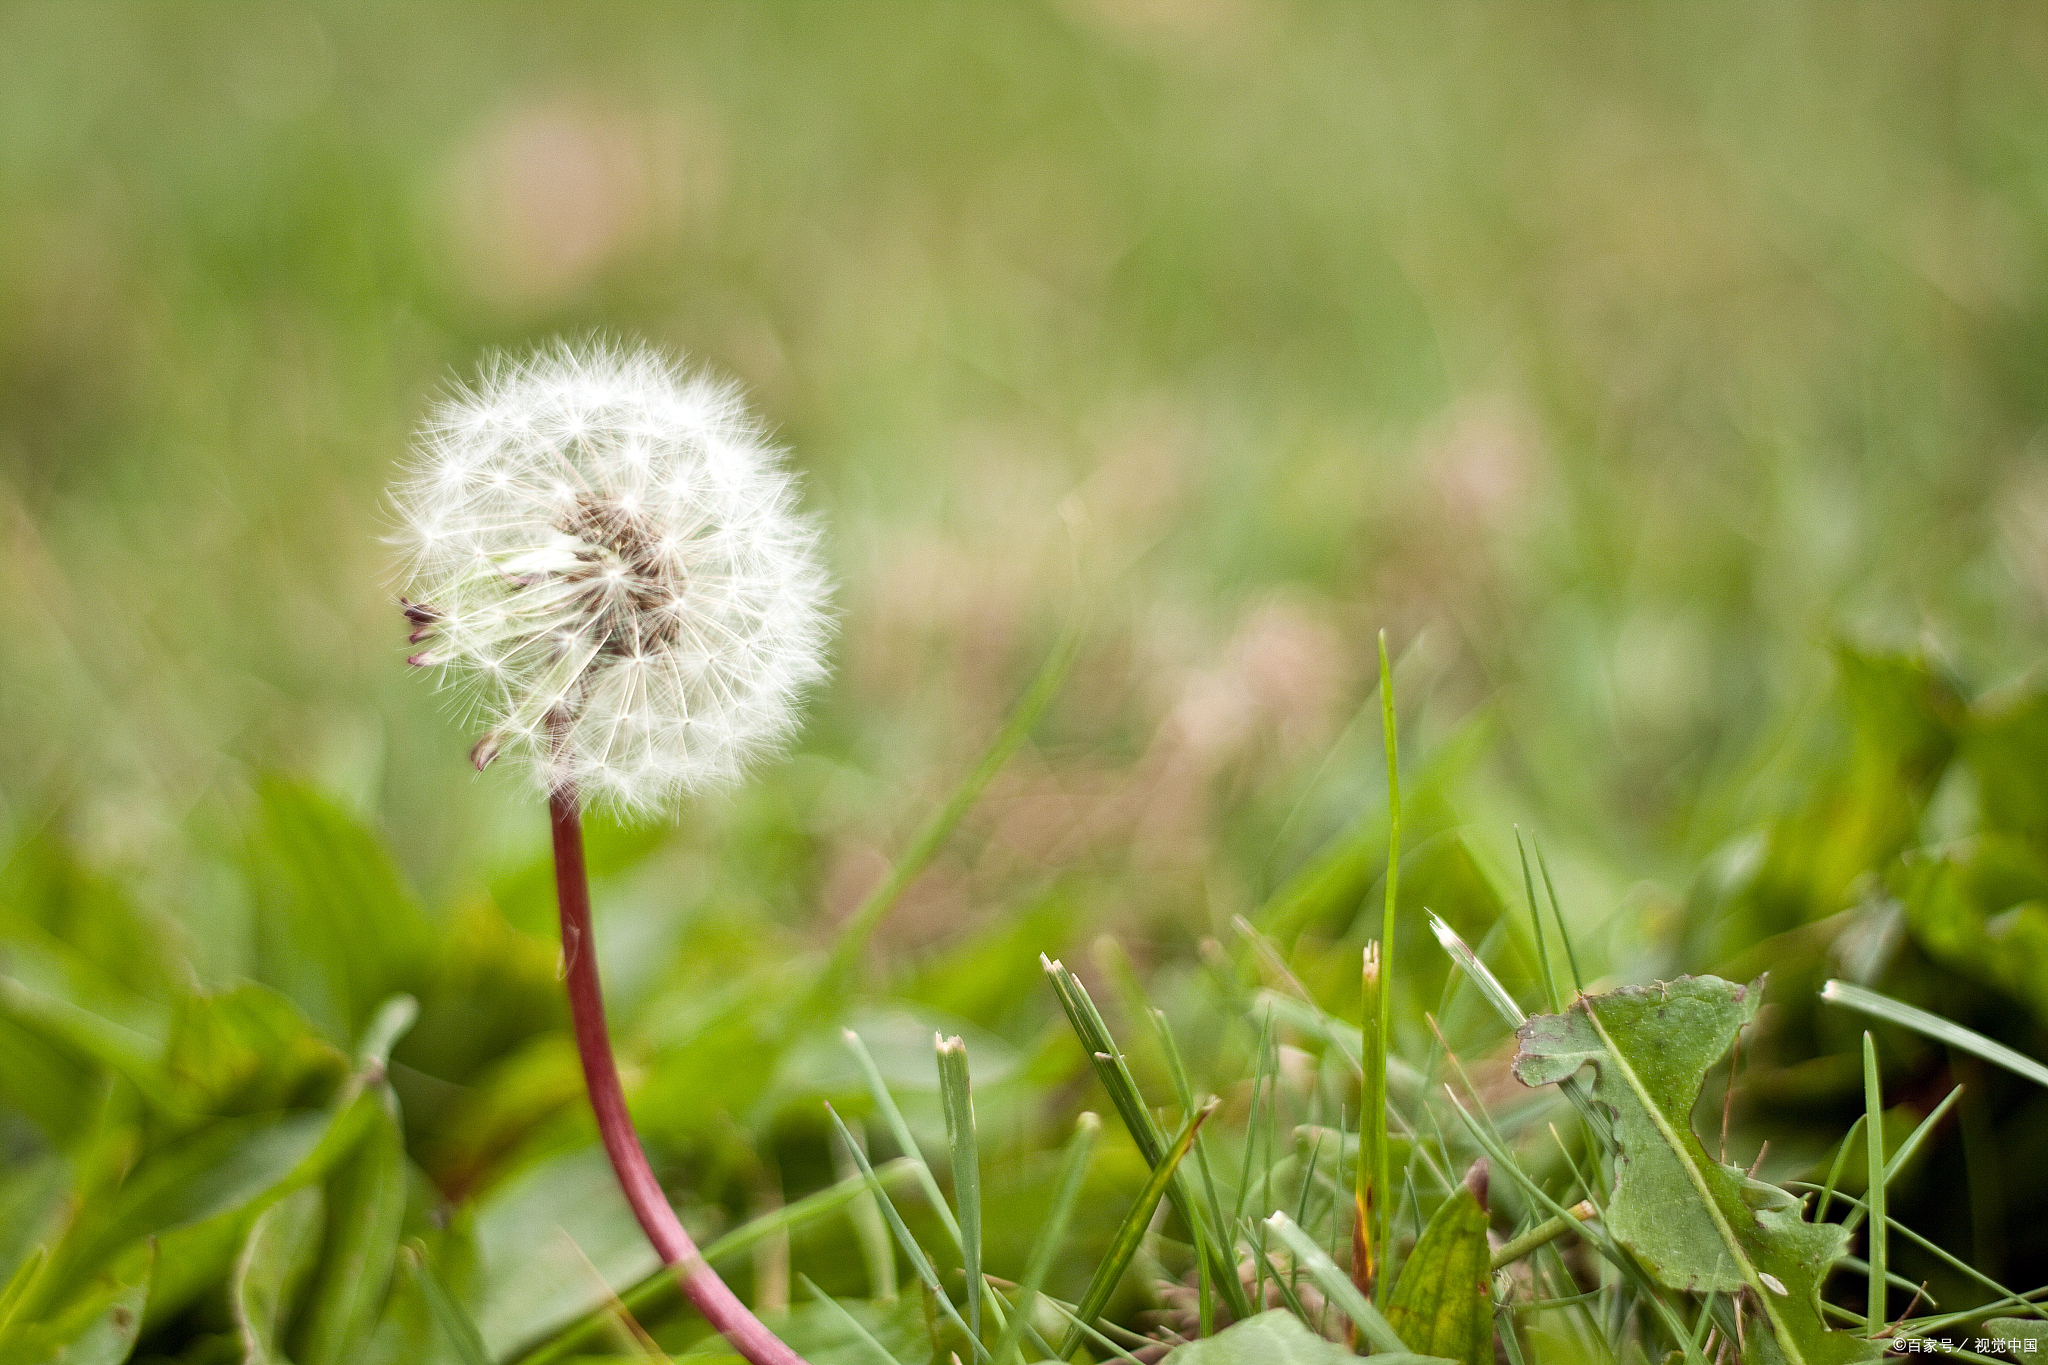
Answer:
[1517,832,1562,1014]
[824,1103,991,1364]
[1842,1085,1961,1236]
[402,1241,490,1365]
[1375,629,1402,1302]
[797,1274,907,1365]
[1533,843,1585,997]
[825,618,1081,986]
[1864,1032,1887,1334]
[844,1029,961,1247]
[1041,955,1250,1321]
[936,1035,983,1336]
[1823,980,2048,1091]
[1057,1100,1215,1359]
[834,1118,899,1303]
[1264,1210,1412,1354]
[991,1112,1099,1365]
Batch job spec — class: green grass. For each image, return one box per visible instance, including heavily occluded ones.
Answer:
[5,3,2048,1362]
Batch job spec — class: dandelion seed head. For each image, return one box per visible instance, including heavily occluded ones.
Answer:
[391,340,832,815]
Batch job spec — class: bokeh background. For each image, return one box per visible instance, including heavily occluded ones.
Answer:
[7,1,2046,904]
[6,2,2048,1358]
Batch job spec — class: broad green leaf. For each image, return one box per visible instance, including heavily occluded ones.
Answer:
[1513,975,1879,1365]
[293,1101,407,1365]
[1385,1186,1493,1365]
[3,1239,152,1365]
[249,780,434,1046]
[234,1184,325,1363]
[1160,1308,1442,1364]
[145,1090,384,1330]
[473,1146,659,1359]
[1981,1319,2048,1352]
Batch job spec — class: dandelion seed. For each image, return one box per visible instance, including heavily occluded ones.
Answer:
[391,340,832,814]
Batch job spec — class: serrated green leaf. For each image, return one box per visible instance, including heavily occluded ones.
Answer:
[234,1184,325,1364]
[1386,1186,1493,1365]
[1513,975,1879,1365]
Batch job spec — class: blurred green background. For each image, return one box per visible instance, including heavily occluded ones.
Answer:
[6,2,2048,1359]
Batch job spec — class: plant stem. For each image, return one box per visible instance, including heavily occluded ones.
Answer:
[550,788,808,1365]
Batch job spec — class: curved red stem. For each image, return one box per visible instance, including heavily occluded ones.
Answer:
[551,789,809,1365]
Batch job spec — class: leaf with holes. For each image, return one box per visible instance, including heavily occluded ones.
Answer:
[1513,975,1879,1365]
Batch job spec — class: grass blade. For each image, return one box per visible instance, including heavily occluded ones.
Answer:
[1532,842,1585,997]
[1815,1114,1865,1225]
[797,1274,907,1365]
[832,1119,899,1303]
[1517,831,1563,1014]
[1042,955,1251,1321]
[1358,941,1384,1306]
[937,1035,983,1336]
[1057,1099,1216,1359]
[843,1028,963,1249]
[1374,628,1402,1303]
[1429,912,1525,1029]
[991,1113,1099,1365]
[824,618,1082,985]
[823,1103,991,1363]
[1864,1032,1887,1334]
[1841,1085,1961,1235]
[1822,980,2048,1091]
[1264,1210,1411,1353]
[401,1241,490,1365]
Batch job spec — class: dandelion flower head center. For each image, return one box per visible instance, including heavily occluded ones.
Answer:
[393,343,831,813]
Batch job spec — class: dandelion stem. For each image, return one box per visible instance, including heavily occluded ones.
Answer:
[550,788,809,1365]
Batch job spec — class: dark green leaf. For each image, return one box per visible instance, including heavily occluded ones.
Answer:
[1386,1186,1493,1365]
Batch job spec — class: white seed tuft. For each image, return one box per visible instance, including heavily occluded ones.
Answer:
[391,341,832,815]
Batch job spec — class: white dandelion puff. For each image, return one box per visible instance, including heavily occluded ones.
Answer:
[391,341,832,814]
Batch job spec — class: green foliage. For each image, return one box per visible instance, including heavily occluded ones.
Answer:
[1384,1185,1492,1365]
[1514,977,1874,1365]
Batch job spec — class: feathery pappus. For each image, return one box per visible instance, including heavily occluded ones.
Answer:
[391,341,832,814]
